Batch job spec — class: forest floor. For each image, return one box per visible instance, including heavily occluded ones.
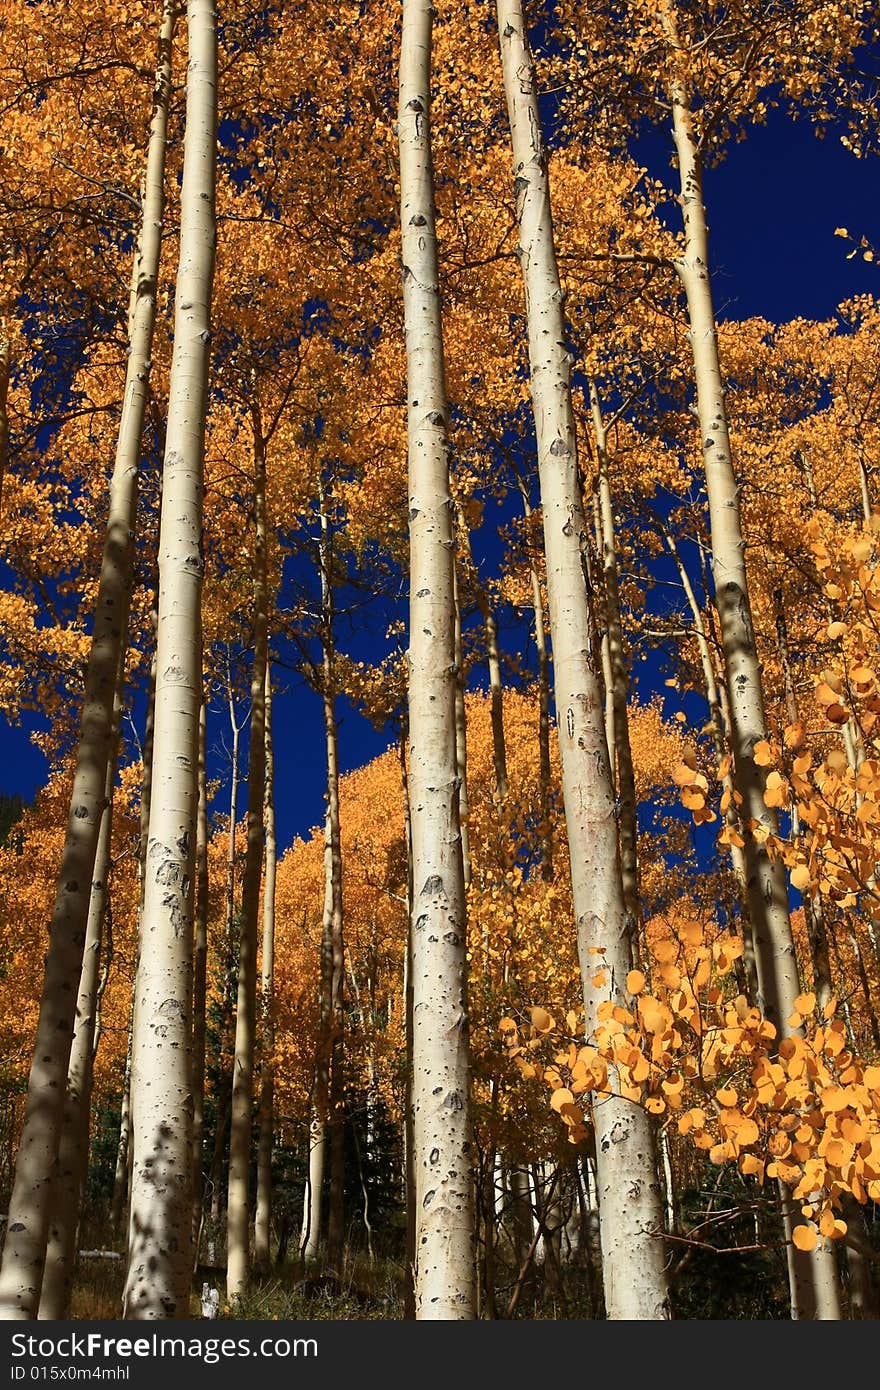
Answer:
[70,1254,407,1320]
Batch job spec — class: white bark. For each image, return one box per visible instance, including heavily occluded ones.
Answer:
[590,383,641,961]
[123,0,217,1319]
[226,401,269,1305]
[299,1117,325,1265]
[496,0,670,1319]
[0,332,10,519]
[190,695,209,1250]
[0,2,176,1319]
[300,816,333,1266]
[663,13,840,1318]
[254,667,277,1272]
[39,673,124,1319]
[399,0,475,1319]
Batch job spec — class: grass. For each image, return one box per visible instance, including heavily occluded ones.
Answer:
[69,1250,406,1320]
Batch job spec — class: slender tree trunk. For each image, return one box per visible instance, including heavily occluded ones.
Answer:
[663,525,749,894]
[457,511,509,801]
[666,14,800,1037]
[400,722,417,1320]
[399,0,475,1318]
[110,1014,134,1238]
[589,382,641,964]
[0,331,10,519]
[515,476,553,878]
[112,637,151,1246]
[209,682,242,1231]
[226,398,269,1305]
[300,825,332,1266]
[300,797,339,1269]
[452,566,472,886]
[191,696,209,1251]
[773,593,833,1009]
[317,479,346,1277]
[841,1195,879,1318]
[591,493,617,773]
[254,668,277,1273]
[663,9,840,1319]
[39,670,124,1319]
[0,4,176,1319]
[496,0,670,1319]
[122,0,217,1318]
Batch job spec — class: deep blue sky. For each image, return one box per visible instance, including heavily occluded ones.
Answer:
[1,107,877,854]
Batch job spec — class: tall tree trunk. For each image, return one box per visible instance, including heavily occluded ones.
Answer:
[515,474,553,878]
[317,478,346,1277]
[496,0,670,1319]
[773,593,833,1009]
[591,493,617,772]
[662,524,749,898]
[208,678,243,1231]
[0,3,176,1319]
[254,667,277,1274]
[399,721,417,1320]
[452,566,472,886]
[122,0,217,1318]
[191,696,209,1251]
[300,823,332,1265]
[226,396,269,1305]
[457,510,508,802]
[399,0,475,1319]
[589,381,642,965]
[110,1011,134,1238]
[38,669,125,1319]
[662,5,840,1319]
[0,331,10,520]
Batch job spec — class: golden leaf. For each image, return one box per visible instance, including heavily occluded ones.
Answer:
[792,1225,817,1252]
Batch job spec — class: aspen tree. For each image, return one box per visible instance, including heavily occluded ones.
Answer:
[191,697,209,1249]
[38,669,125,1320]
[456,511,508,802]
[207,668,244,1232]
[319,477,346,1274]
[452,568,472,886]
[773,594,833,1011]
[512,467,553,878]
[299,481,347,1269]
[123,0,217,1319]
[496,0,670,1319]
[0,331,9,519]
[300,845,329,1262]
[0,1,176,1319]
[111,1023,134,1237]
[589,382,642,963]
[254,667,277,1273]
[226,394,269,1304]
[399,0,476,1319]
[659,4,841,1319]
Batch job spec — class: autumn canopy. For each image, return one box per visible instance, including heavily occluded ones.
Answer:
[0,0,878,1325]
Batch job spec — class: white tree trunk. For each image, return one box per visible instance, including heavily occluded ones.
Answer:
[589,383,642,964]
[191,695,209,1250]
[122,0,217,1319]
[0,2,176,1319]
[254,667,277,1272]
[663,13,840,1318]
[226,402,269,1305]
[39,671,124,1319]
[399,0,475,1319]
[496,0,670,1320]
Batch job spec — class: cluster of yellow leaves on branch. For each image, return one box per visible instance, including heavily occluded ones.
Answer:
[501,910,880,1254]
[671,516,880,916]
[755,518,880,915]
